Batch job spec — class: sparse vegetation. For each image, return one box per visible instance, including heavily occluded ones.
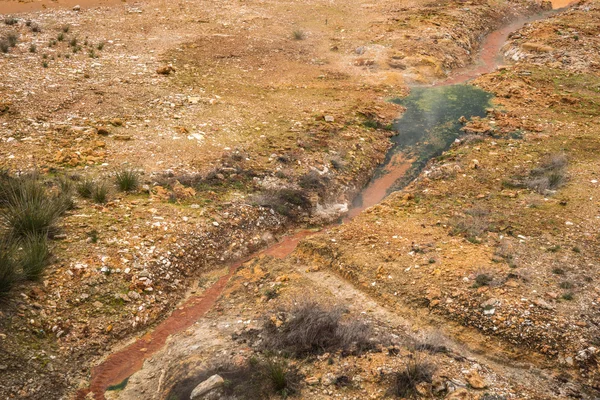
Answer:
[473,273,493,288]
[262,299,377,357]
[560,281,574,289]
[62,25,70,33]
[450,206,490,242]
[6,32,18,47]
[115,169,139,192]
[526,153,568,194]
[0,175,65,238]
[390,356,434,398]
[29,44,37,53]
[92,182,109,204]
[19,233,49,280]
[167,357,301,400]
[76,178,95,198]
[0,174,71,294]
[299,170,329,193]
[264,286,280,300]
[88,229,99,244]
[97,42,105,50]
[292,29,305,40]
[4,17,18,26]
[57,32,64,42]
[252,189,311,219]
[0,240,17,295]
[0,40,9,53]
[562,292,574,301]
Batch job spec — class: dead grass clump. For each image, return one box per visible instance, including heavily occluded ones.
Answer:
[472,273,493,288]
[526,153,568,194]
[389,356,435,398]
[262,299,376,357]
[450,207,490,242]
[3,17,18,26]
[0,40,9,53]
[252,189,311,218]
[299,170,329,194]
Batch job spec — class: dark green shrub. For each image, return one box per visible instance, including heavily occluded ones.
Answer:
[115,169,139,192]
[76,178,94,198]
[1,176,64,238]
[19,233,49,280]
[0,240,17,295]
[92,182,109,204]
[263,359,297,396]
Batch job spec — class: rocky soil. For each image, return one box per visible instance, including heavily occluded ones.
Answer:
[0,0,595,399]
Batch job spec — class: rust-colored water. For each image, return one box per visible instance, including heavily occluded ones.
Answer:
[72,3,574,399]
[346,153,412,219]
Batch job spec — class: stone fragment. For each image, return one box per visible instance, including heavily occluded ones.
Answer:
[157,65,176,75]
[465,371,487,389]
[190,375,224,399]
[522,42,553,53]
[445,388,470,399]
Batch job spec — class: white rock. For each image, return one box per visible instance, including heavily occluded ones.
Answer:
[190,375,224,399]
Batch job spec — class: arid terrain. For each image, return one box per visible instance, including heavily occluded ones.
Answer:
[0,0,599,399]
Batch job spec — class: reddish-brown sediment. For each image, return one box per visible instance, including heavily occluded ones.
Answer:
[440,0,578,85]
[75,264,237,400]
[75,226,321,399]
[347,154,412,219]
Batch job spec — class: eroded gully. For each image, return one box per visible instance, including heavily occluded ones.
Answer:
[75,2,575,398]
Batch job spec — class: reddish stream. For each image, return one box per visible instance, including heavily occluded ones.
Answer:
[70,2,575,399]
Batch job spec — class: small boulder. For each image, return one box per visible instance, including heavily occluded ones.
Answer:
[157,65,176,75]
[190,375,224,399]
[465,371,487,389]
